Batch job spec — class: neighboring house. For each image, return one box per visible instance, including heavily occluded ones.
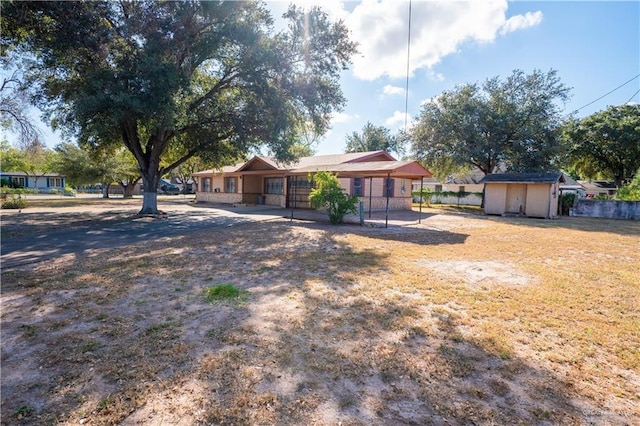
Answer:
[480,172,565,219]
[578,180,617,198]
[193,151,432,211]
[559,173,585,196]
[0,171,66,192]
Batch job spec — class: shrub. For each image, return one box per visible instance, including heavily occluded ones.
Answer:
[1,195,27,209]
[412,188,432,205]
[561,193,576,215]
[309,171,358,225]
[616,170,640,201]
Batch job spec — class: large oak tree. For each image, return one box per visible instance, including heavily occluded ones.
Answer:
[562,104,640,187]
[344,121,404,156]
[410,69,570,180]
[2,1,357,213]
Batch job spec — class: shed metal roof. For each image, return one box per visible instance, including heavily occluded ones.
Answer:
[480,172,565,184]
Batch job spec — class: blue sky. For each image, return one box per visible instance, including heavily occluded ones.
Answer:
[294,0,640,155]
[5,1,640,158]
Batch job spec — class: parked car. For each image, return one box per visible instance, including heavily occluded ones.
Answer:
[159,183,180,194]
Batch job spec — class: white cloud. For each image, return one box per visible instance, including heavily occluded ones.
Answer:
[331,111,359,124]
[382,84,405,96]
[500,11,543,35]
[340,0,542,81]
[384,110,413,129]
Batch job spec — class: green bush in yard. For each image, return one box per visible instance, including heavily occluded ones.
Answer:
[1,194,26,209]
[309,171,358,225]
[561,193,576,215]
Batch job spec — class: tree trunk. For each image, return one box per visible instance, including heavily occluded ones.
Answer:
[139,172,160,214]
[102,183,110,198]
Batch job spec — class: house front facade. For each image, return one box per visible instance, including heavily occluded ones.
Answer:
[0,171,66,192]
[193,151,432,211]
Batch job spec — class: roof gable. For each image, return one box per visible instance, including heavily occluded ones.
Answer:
[238,157,280,172]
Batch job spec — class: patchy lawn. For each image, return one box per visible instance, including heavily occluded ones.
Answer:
[1,203,639,425]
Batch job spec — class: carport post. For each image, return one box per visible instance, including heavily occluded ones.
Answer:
[368,176,373,218]
[385,172,390,228]
[289,176,294,222]
[418,177,424,224]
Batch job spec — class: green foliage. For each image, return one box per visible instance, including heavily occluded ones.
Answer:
[345,122,404,156]
[1,194,27,209]
[309,171,358,224]
[616,169,640,201]
[412,188,433,205]
[4,2,357,214]
[561,193,577,215]
[203,284,248,303]
[411,69,570,177]
[428,190,484,205]
[562,105,640,186]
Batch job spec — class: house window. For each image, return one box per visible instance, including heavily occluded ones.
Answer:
[202,178,211,192]
[48,177,63,187]
[12,177,25,187]
[385,178,395,197]
[435,184,442,192]
[265,177,283,194]
[224,177,237,193]
[352,178,364,196]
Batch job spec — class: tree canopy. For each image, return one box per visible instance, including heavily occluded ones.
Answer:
[2,1,357,213]
[410,69,571,179]
[0,67,39,147]
[562,104,640,187]
[344,122,404,156]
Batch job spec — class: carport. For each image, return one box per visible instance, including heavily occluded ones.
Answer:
[292,160,432,227]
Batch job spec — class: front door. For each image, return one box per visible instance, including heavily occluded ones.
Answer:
[506,184,527,214]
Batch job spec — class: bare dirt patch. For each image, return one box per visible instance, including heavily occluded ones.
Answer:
[420,260,535,287]
[1,201,639,425]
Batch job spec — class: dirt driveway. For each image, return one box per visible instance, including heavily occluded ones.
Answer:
[0,200,292,270]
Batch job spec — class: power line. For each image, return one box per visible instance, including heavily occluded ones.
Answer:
[403,0,412,133]
[571,73,640,114]
[625,88,640,104]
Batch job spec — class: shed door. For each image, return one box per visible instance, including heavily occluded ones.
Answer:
[505,184,527,214]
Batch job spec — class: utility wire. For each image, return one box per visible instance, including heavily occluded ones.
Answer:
[625,88,640,104]
[571,73,640,114]
[403,0,412,133]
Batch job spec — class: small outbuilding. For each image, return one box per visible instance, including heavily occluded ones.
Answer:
[480,172,565,219]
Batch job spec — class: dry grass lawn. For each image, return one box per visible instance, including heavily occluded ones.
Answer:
[1,202,639,425]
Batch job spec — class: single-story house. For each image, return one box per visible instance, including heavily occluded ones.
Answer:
[480,172,565,219]
[559,173,585,196]
[0,171,66,192]
[578,180,617,198]
[193,151,432,211]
